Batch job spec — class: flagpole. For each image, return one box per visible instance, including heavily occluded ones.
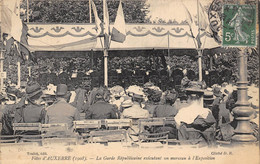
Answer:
[197,0,202,82]
[103,0,108,87]
[17,60,21,88]
[0,0,4,92]
[27,0,29,23]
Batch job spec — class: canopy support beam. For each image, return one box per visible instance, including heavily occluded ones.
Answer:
[198,49,203,81]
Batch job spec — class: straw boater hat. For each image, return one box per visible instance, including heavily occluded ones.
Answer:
[203,91,214,108]
[126,85,143,97]
[203,91,214,101]
[121,99,133,108]
[185,81,205,95]
[132,89,145,100]
[110,85,124,98]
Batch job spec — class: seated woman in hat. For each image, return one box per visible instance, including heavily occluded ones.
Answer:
[14,82,46,124]
[143,89,162,116]
[175,88,216,146]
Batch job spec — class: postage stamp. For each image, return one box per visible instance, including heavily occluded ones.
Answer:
[222,4,256,47]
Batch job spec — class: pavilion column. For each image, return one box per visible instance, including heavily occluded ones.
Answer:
[0,48,4,92]
[104,48,108,87]
[17,60,21,88]
[198,49,203,81]
[231,48,256,144]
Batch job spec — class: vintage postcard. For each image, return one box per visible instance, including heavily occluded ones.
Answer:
[0,0,259,164]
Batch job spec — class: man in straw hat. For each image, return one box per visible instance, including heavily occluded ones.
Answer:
[45,84,80,129]
[14,82,46,124]
[121,91,149,119]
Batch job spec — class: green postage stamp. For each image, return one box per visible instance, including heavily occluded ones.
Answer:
[223,4,256,47]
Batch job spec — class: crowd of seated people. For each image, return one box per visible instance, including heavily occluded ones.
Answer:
[0,79,258,146]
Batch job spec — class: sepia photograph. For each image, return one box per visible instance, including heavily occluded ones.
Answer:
[0,0,259,163]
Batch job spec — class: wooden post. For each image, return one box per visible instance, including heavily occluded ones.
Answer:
[0,0,4,92]
[210,55,213,70]
[103,0,108,87]
[27,0,29,23]
[0,48,4,92]
[104,49,108,87]
[91,49,94,69]
[198,49,203,81]
[17,60,21,88]
[231,48,256,144]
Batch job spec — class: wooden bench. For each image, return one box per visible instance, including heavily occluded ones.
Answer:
[13,123,42,143]
[89,129,128,143]
[104,119,132,129]
[138,118,165,133]
[41,123,77,146]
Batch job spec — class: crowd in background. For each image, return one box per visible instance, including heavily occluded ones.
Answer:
[0,72,258,144]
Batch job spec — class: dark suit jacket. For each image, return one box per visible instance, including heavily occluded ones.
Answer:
[85,101,118,119]
[14,103,46,124]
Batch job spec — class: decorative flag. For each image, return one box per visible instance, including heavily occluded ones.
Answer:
[111,0,126,43]
[2,0,32,61]
[103,0,110,36]
[91,0,102,36]
[2,0,23,42]
[198,1,209,31]
[182,3,198,39]
[103,0,110,48]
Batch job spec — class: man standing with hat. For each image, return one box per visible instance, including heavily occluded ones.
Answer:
[45,84,80,129]
[14,82,46,124]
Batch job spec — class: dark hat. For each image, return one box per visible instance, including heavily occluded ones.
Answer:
[94,88,105,99]
[56,84,68,96]
[165,92,178,102]
[144,82,154,88]
[148,89,162,102]
[0,94,8,101]
[26,83,43,98]
[213,87,223,97]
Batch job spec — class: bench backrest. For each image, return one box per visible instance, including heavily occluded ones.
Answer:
[105,119,132,129]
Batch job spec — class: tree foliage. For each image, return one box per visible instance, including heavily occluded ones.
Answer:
[21,0,150,23]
